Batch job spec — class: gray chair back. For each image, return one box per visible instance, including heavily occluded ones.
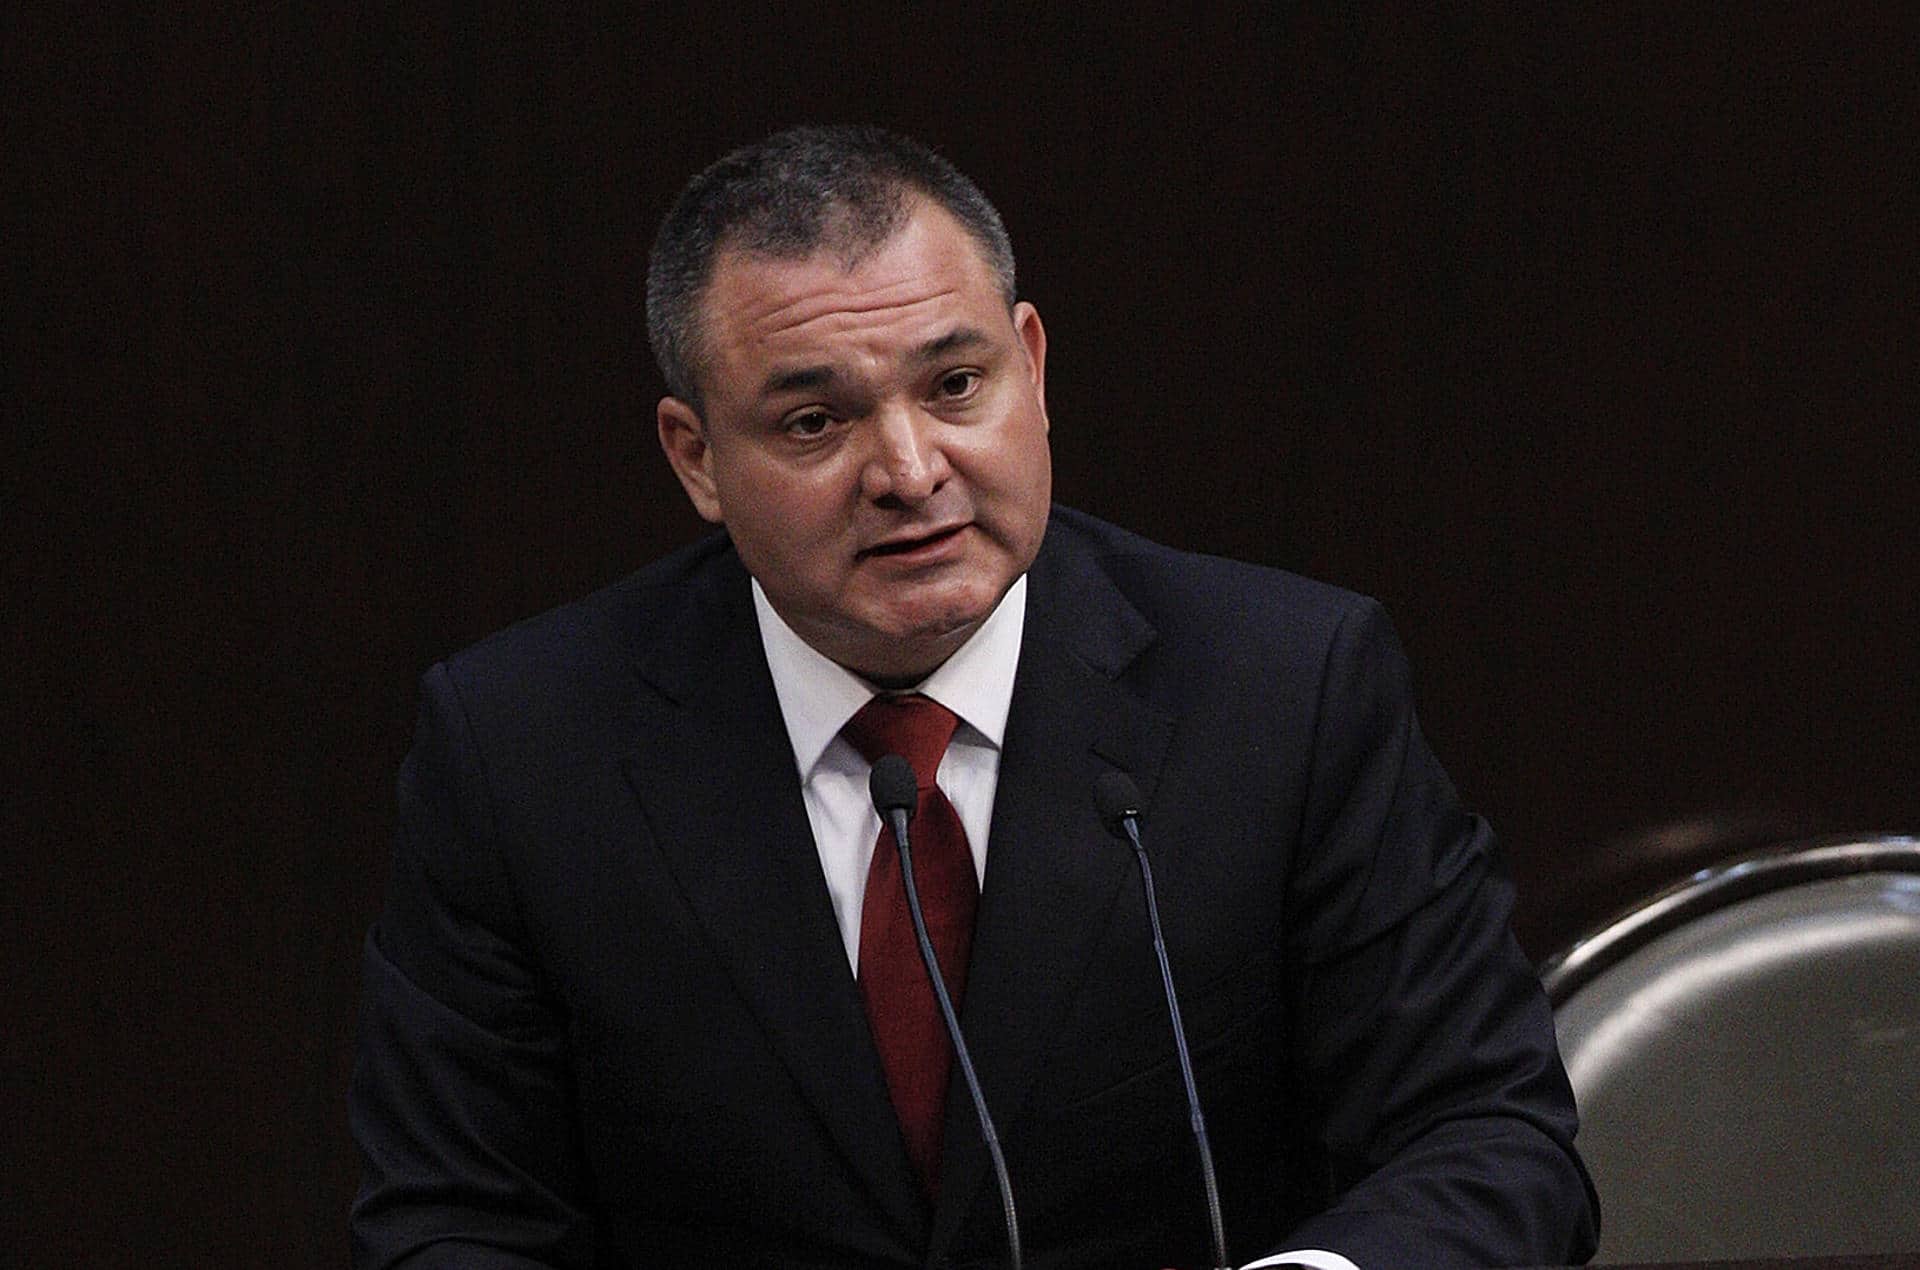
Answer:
[1543,836,1920,1263]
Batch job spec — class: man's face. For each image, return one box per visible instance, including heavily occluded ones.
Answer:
[657,201,1052,683]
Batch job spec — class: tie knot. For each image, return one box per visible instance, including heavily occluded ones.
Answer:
[842,693,961,788]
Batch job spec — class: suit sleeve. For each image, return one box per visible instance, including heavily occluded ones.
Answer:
[1272,598,1599,1268]
[349,663,598,1269]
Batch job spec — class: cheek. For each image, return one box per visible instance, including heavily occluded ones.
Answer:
[717,453,814,517]
[718,460,858,559]
[985,423,1053,515]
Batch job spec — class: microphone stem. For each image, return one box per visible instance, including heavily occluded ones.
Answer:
[1121,817,1230,1270]
[890,808,1023,1270]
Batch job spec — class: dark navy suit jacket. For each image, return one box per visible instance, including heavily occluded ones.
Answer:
[351,507,1598,1268]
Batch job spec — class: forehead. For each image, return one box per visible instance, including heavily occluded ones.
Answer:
[697,203,1007,394]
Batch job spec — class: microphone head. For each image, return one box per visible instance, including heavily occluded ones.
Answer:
[1094,770,1144,830]
[868,754,919,817]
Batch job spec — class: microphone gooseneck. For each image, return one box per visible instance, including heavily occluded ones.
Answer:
[868,754,1023,1270]
[1095,771,1231,1270]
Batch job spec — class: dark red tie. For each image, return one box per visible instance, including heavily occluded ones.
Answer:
[842,693,979,1198]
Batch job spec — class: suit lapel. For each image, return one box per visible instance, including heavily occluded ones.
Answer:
[930,528,1175,1257]
[618,547,929,1244]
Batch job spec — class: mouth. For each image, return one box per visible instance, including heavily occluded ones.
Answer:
[860,523,969,561]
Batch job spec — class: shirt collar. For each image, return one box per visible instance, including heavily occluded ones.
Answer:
[752,574,1028,779]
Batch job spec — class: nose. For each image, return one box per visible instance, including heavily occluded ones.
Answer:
[861,405,950,505]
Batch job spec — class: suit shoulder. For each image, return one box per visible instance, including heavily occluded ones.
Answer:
[1044,506,1377,648]
[432,531,736,708]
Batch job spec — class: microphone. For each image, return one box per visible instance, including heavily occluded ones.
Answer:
[869,755,1023,1270]
[1095,771,1230,1270]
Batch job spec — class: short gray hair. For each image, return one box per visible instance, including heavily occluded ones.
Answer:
[645,124,1017,410]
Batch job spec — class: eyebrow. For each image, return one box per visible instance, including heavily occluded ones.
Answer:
[756,326,995,398]
[912,325,991,362]
[761,364,836,396]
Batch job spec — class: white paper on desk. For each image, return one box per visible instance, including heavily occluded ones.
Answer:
[1238,1250,1361,1270]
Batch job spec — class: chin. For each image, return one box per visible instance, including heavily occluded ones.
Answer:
[889,588,999,644]
[851,610,983,680]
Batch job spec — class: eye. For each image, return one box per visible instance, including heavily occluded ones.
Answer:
[782,408,835,437]
[934,369,983,401]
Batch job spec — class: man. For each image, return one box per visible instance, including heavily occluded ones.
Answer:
[352,125,1598,1268]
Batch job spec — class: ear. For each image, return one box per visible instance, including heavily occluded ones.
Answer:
[657,396,725,523]
[1013,300,1049,429]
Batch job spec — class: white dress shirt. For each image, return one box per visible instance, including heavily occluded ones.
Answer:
[751,575,1026,971]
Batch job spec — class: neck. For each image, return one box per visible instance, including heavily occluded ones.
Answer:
[862,667,935,692]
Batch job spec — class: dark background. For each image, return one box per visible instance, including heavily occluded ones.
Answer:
[9,7,1915,1265]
